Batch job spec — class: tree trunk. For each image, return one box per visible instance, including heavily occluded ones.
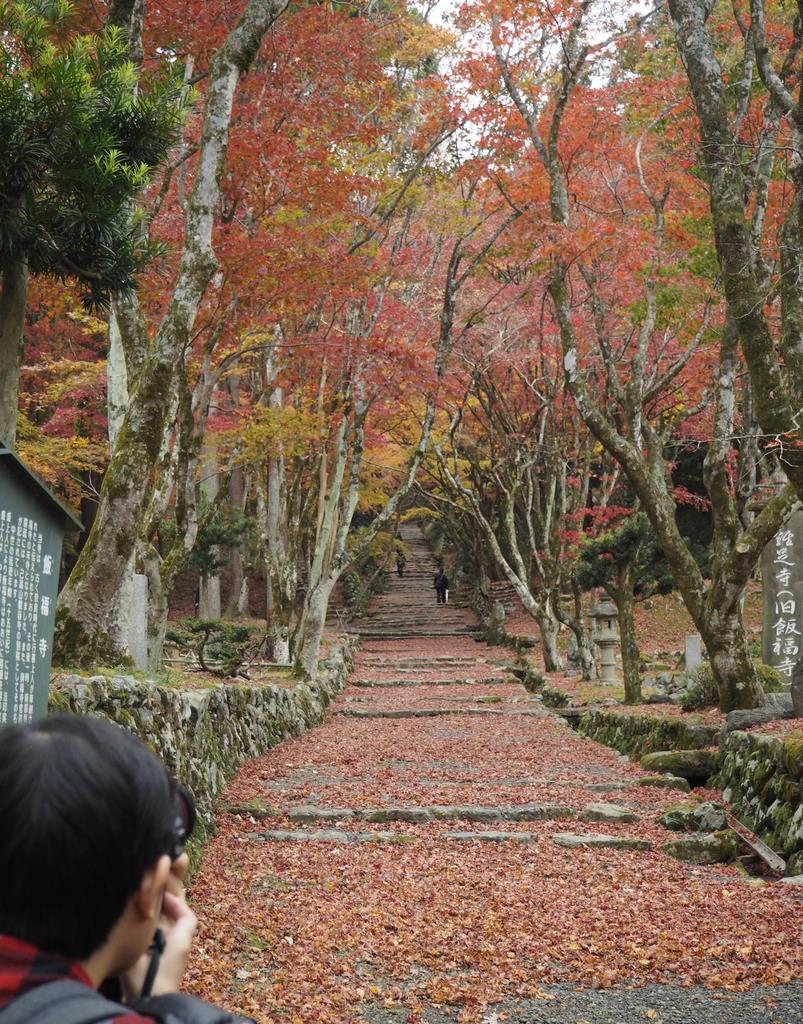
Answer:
[701,606,765,712]
[0,259,28,448]
[555,582,597,680]
[296,578,336,677]
[54,0,287,666]
[537,608,563,672]
[614,567,641,705]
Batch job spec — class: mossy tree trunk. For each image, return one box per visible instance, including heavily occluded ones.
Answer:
[669,0,803,501]
[0,258,28,448]
[611,558,642,705]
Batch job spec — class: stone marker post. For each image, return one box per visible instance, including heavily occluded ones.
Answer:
[760,509,803,683]
[750,471,803,685]
[0,445,81,725]
[127,573,149,671]
[684,633,703,672]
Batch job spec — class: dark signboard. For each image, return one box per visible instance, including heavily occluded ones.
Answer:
[0,445,81,725]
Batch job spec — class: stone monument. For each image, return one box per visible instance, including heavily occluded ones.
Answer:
[0,444,81,725]
[684,633,703,672]
[749,470,803,683]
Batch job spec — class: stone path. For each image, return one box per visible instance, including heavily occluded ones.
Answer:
[189,526,803,1023]
[343,524,478,640]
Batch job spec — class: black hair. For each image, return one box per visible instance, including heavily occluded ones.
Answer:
[0,714,176,961]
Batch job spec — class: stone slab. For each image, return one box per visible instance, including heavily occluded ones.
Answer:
[288,806,356,823]
[684,633,703,672]
[580,802,638,824]
[351,677,511,688]
[283,803,576,824]
[337,708,544,719]
[552,832,652,851]
[635,774,691,792]
[444,831,534,842]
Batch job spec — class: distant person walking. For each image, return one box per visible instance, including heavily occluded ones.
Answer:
[396,549,406,577]
[434,569,449,604]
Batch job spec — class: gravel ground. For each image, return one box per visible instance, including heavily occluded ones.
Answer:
[360,983,803,1024]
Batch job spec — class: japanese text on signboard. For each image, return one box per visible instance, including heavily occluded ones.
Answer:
[0,510,53,721]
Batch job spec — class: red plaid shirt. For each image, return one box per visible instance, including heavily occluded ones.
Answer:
[0,934,152,1022]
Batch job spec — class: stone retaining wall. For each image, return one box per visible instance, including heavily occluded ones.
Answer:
[573,708,720,759]
[717,730,803,874]
[48,639,355,839]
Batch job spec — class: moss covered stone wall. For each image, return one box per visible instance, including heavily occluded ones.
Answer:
[574,709,720,759]
[718,730,803,874]
[48,640,355,839]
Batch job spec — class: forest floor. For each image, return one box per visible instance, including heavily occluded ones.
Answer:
[186,531,803,1023]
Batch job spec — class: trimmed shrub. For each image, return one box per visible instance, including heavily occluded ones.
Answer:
[679,662,717,710]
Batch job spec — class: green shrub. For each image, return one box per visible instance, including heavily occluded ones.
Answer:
[754,662,785,693]
[680,660,784,710]
[679,662,718,710]
[165,619,259,677]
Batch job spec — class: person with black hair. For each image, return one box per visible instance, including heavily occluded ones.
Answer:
[0,714,253,1024]
[433,570,449,604]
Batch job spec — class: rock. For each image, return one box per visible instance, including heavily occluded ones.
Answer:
[288,806,355,823]
[220,798,277,820]
[358,832,416,844]
[786,851,803,876]
[635,775,691,792]
[644,693,672,704]
[793,661,803,717]
[551,832,651,851]
[501,803,574,821]
[780,874,803,886]
[658,801,727,832]
[661,829,740,864]
[640,749,722,785]
[361,807,433,824]
[726,693,794,733]
[580,802,638,824]
[251,829,355,842]
[435,806,502,823]
[586,782,630,792]
[445,830,533,842]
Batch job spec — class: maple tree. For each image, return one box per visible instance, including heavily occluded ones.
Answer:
[5,0,798,709]
[669,0,803,504]
[443,0,796,711]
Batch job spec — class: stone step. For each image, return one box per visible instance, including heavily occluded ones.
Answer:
[551,832,652,850]
[247,829,653,848]
[336,707,546,719]
[286,803,575,824]
[358,659,503,667]
[349,677,514,688]
[352,628,475,635]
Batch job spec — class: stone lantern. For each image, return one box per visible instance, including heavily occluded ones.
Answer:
[590,596,620,684]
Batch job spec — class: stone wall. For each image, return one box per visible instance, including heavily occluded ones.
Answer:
[573,708,720,759]
[48,640,355,839]
[717,730,803,874]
